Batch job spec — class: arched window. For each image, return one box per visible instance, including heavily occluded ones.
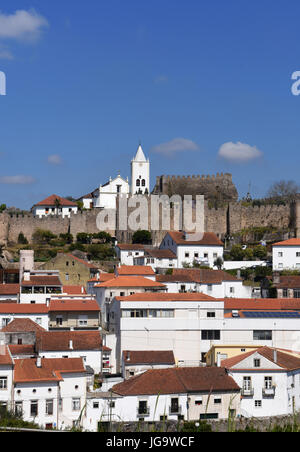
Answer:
[136,179,140,187]
[142,179,146,187]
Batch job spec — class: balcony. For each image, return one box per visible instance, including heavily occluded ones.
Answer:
[241,387,254,397]
[169,405,182,416]
[262,386,276,397]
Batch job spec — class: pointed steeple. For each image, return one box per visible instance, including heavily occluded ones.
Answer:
[133,144,147,162]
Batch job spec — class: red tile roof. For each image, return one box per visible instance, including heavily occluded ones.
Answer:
[273,238,300,246]
[1,318,46,333]
[49,299,100,312]
[221,346,300,371]
[0,284,20,295]
[165,231,224,246]
[94,275,166,288]
[273,276,300,289]
[14,357,86,383]
[116,292,217,302]
[112,367,240,396]
[8,344,35,356]
[144,249,177,259]
[116,244,146,250]
[117,265,155,276]
[21,275,62,286]
[66,254,98,269]
[0,304,48,314]
[122,350,175,365]
[224,298,300,311]
[34,194,77,207]
[0,345,13,365]
[156,268,238,284]
[36,331,102,351]
[63,285,87,294]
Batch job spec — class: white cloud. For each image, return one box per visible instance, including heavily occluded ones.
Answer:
[218,141,262,162]
[0,175,36,184]
[0,9,48,41]
[151,138,200,157]
[47,154,63,165]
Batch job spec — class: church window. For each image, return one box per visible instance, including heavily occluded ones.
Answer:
[136,179,140,187]
[142,179,145,186]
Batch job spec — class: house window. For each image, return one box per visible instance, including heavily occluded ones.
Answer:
[264,377,273,389]
[72,398,81,411]
[293,289,300,298]
[65,273,69,281]
[78,315,88,327]
[35,317,42,325]
[185,252,189,258]
[207,311,215,318]
[142,179,146,187]
[201,330,220,340]
[194,253,199,258]
[204,253,208,258]
[46,399,54,416]
[93,402,99,409]
[170,398,179,414]
[213,253,218,259]
[0,377,7,390]
[2,318,10,328]
[15,401,23,415]
[30,400,38,417]
[243,377,251,391]
[195,399,203,406]
[278,263,283,269]
[283,289,288,297]
[207,284,213,292]
[254,400,262,408]
[253,330,272,341]
[214,398,222,404]
[230,287,235,294]
[254,359,260,368]
[138,400,148,415]
[66,261,69,266]
[56,316,63,326]
[278,252,283,257]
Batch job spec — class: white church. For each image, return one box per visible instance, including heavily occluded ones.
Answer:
[78,144,150,210]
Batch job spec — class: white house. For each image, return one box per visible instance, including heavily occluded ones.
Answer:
[121,350,176,379]
[13,357,87,430]
[156,268,253,298]
[32,194,78,218]
[272,238,300,271]
[0,284,20,302]
[115,244,146,266]
[133,249,178,271]
[159,231,224,269]
[0,304,49,331]
[0,345,14,410]
[114,265,156,281]
[221,346,300,418]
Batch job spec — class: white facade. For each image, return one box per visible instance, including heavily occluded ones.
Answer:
[130,145,150,195]
[32,205,78,218]
[134,254,178,271]
[0,308,49,331]
[39,349,102,375]
[115,246,145,266]
[93,175,130,210]
[273,243,300,271]
[158,279,252,299]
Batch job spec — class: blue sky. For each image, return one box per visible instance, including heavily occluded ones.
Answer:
[1,0,300,209]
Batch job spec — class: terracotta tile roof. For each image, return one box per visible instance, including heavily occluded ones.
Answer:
[34,194,77,207]
[117,265,155,276]
[1,318,46,333]
[0,304,48,314]
[21,275,62,286]
[122,350,175,365]
[116,244,146,250]
[63,285,87,294]
[0,284,20,295]
[221,346,300,371]
[36,331,102,351]
[156,268,238,284]
[116,292,217,302]
[144,249,177,259]
[165,231,224,246]
[8,344,35,355]
[14,357,86,383]
[273,238,300,246]
[224,298,300,311]
[0,345,13,365]
[94,275,166,288]
[49,299,100,312]
[273,276,300,289]
[112,367,240,396]
[88,274,114,283]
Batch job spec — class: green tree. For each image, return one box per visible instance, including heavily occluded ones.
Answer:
[214,256,224,269]
[229,245,245,261]
[76,232,92,244]
[32,229,57,245]
[132,230,152,244]
[253,245,267,260]
[0,204,6,213]
[17,232,28,245]
[59,233,73,244]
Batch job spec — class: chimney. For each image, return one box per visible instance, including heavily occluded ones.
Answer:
[273,349,277,363]
[237,269,241,279]
[126,352,130,361]
[273,272,280,285]
[23,270,30,281]
[69,340,73,350]
[36,356,42,368]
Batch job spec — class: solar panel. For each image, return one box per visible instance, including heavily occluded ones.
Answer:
[242,311,300,318]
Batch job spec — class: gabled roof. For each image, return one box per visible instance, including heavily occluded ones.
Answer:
[0,318,46,333]
[221,346,300,371]
[132,145,147,162]
[164,231,223,246]
[273,238,300,247]
[0,304,48,314]
[63,285,87,295]
[112,367,240,396]
[273,275,300,289]
[65,254,98,269]
[117,265,155,276]
[116,244,146,251]
[34,194,77,207]
[122,350,175,365]
[94,275,166,289]
[156,268,238,284]
[144,249,177,259]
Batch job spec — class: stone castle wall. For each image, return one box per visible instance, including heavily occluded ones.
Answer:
[0,199,297,246]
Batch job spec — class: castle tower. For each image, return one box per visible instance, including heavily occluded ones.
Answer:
[130,144,150,195]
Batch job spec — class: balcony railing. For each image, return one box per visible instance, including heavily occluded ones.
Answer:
[241,387,254,397]
[262,386,276,397]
